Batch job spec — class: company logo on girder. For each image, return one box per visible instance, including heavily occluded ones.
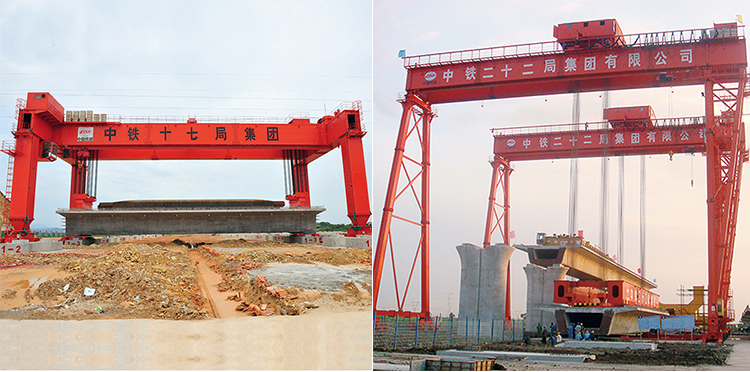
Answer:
[506,139,516,148]
[77,127,94,142]
[424,71,437,81]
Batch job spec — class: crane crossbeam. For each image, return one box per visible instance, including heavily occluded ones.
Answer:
[492,118,706,161]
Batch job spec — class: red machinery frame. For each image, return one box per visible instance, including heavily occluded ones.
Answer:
[2,93,371,241]
[554,280,660,309]
[374,20,747,342]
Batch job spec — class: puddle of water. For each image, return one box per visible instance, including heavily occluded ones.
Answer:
[245,264,371,292]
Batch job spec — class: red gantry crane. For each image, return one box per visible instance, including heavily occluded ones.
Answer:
[2,93,371,241]
[374,19,747,343]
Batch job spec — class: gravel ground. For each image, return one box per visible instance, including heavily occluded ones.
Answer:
[244,264,371,292]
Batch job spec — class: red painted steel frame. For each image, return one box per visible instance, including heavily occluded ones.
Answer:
[373,93,433,318]
[3,93,371,241]
[482,155,512,320]
[376,21,747,339]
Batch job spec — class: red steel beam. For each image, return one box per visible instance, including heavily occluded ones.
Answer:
[405,29,746,103]
[492,119,707,161]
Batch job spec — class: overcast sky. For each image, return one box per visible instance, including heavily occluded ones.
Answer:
[0,0,372,229]
[374,0,750,319]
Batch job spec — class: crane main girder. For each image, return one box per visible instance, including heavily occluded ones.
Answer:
[404,30,746,103]
[4,92,371,241]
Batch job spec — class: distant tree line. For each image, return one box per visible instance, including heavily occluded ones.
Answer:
[316,221,352,232]
[34,230,66,237]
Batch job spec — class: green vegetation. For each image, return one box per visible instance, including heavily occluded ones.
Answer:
[33,230,66,238]
[317,221,352,232]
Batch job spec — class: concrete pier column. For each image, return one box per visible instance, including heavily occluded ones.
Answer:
[456,243,514,322]
[523,263,569,333]
[544,264,569,304]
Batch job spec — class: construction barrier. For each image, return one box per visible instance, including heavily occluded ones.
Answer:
[373,316,524,350]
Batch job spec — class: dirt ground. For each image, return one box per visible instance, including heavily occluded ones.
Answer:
[0,234,372,321]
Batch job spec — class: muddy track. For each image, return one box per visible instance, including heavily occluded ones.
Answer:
[189,250,239,318]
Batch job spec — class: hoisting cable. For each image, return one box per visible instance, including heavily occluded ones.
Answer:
[568,93,580,236]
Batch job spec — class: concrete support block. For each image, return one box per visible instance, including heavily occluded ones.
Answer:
[321,235,371,249]
[322,236,346,247]
[290,234,323,244]
[456,243,515,322]
[524,263,569,333]
[1,240,63,254]
[345,236,372,249]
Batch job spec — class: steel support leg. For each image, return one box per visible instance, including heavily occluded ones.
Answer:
[482,155,513,320]
[374,94,433,318]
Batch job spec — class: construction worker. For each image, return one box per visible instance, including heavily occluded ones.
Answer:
[556,332,563,344]
[575,331,583,341]
[584,330,591,340]
[574,322,583,335]
[541,326,549,345]
[567,323,574,339]
[550,322,558,334]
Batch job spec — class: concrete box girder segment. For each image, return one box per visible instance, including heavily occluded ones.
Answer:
[517,244,656,290]
[58,207,324,236]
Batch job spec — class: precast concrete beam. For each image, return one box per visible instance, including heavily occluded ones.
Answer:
[558,305,668,335]
[58,208,324,236]
[456,243,514,321]
[520,244,655,290]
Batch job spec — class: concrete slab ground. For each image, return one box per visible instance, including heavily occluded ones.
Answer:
[436,349,596,363]
[556,340,657,350]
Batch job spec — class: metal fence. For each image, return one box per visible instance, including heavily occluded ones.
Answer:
[374,316,525,350]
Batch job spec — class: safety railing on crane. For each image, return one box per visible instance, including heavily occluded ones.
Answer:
[403,25,745,68]
[0,141,16,157]
[328,100,365,132]
[56,205,326,213]
[98,113,312,124]
[491,116,706,137]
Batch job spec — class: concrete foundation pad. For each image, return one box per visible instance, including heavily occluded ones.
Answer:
[555,340,657,350]
[436,349,595,363]
[58,208,324,236]
[1,239,63,254]
[322,235,371,249]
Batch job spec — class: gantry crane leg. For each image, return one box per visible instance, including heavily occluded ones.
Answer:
[482,155,513,320]
[285,149,311,208]
[69,150,97,210]
[4,123,41,241]
[374,93,433,318]
[340,126,372,236]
